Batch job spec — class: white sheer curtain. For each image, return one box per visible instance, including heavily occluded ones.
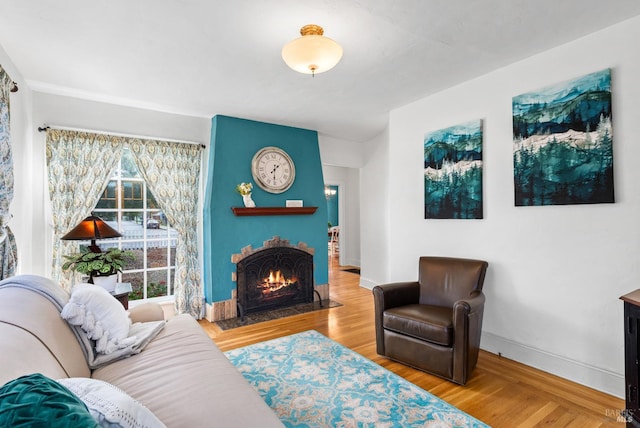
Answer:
[128,139,202,318]
[46,129,124,290]
[0,65,17,280]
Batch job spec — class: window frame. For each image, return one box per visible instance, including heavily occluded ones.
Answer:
[92,151,177,302]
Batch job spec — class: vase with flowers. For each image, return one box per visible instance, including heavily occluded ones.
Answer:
[235,182,255,207]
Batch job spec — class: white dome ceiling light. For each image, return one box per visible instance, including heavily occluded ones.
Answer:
[281,24,343,76]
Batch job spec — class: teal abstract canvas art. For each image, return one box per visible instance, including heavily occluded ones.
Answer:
[424,120,483,219]
[512,69,614,206]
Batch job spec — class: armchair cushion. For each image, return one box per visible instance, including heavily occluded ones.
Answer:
[383,304,453,346]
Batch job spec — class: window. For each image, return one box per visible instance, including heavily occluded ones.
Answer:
[93,147,178,301]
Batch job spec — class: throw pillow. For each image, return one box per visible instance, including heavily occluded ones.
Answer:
[61,284,135,355]
[58,378,166,428]
[0,373,98,428]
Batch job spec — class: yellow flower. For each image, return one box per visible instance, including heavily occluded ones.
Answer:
[235,182,253,196]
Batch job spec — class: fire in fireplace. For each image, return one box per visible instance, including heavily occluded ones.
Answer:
[259,270,298,295]
[236,246,314,318]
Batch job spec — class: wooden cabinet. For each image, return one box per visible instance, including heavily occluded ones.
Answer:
[620,290,640,426]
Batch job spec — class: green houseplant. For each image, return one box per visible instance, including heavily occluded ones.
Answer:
[62,247,134,285]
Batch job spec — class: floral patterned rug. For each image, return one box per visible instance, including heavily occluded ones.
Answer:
[224,330,489,428]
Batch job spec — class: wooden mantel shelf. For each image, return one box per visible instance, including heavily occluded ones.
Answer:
[231,207,318,216]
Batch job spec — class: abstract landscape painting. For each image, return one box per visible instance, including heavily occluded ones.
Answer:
[424,120,483,219]
[512,69,614,206]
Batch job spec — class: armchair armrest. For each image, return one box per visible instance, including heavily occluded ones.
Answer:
[129,302,165,323]
[372,281,420,311]
[372,282,419,356]
[452,290,485,321]
[452,290,486,382]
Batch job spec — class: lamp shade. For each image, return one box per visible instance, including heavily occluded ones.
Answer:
[282,24,343,75]
[62,215,121,252]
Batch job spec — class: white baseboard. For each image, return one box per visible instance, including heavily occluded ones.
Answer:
[481,331,624,399]
[205,302,213,322]
[344,257,361,268]
[359,277,376,290]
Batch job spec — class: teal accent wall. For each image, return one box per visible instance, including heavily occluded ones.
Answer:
[203,115,328,303]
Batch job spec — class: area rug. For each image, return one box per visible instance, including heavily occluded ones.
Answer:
[215,300,342,331]
[341,267,361,275]
[225,330,489,428]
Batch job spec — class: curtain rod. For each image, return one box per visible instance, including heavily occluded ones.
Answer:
[37,124,206,149]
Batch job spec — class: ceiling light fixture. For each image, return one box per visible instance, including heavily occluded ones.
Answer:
[281,24,343,76]
[324,185,337,200]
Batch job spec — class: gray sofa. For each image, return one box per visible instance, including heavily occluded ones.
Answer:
[0,275,283,427]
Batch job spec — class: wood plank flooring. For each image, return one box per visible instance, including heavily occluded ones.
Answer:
[199,257,624,427]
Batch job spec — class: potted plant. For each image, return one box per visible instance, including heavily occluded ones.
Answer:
[62,247,134,291]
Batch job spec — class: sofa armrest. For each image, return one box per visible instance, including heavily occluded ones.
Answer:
[129,302,165,323]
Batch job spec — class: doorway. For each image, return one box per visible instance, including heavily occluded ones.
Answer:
[325,182,344,266]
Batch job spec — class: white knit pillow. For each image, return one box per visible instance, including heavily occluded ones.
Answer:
[61,284,134,355]
[58,378,166,428]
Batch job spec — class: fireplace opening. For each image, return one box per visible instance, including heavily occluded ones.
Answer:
[236,246,314,318]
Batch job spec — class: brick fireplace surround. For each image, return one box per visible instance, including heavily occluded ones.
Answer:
[205,236,329,322]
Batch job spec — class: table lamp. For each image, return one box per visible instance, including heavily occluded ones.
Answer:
[61,215,121,253]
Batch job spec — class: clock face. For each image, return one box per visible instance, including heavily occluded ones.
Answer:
[251,146,296,193]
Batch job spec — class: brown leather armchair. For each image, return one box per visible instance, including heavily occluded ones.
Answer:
[373,256,488,385]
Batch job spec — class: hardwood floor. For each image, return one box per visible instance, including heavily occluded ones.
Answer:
[199,257,624,427]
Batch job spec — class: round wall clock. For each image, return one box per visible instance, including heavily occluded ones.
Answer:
[251,146,296,194]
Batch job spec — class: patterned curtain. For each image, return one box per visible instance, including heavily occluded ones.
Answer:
[46,129,124,290]
[0,65,17,279]
[128,139,202,318]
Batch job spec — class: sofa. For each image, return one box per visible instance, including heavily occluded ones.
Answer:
[0,275,284,427]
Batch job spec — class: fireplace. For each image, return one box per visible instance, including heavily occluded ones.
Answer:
[236,244,314,318]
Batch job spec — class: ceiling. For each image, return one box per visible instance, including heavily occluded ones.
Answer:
[1,1,640,143]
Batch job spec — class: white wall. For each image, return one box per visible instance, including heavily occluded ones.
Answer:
[318,134,364,168]
[24,92,210,276]
[359,127,390,289]
[360,16,640,397]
